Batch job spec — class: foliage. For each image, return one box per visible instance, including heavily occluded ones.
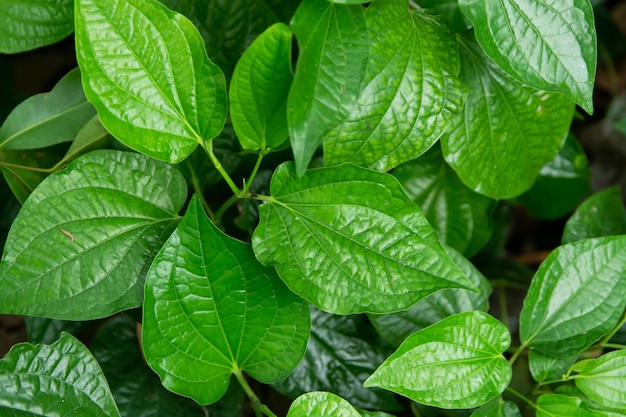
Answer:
[1,0,625,416]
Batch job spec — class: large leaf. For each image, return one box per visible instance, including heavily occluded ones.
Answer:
[0,0,74,53]
[288,0,369,175]
[441,34,574,199]
[75,0,227,163]
[364,311,511,409]
[287,392,362,417]
[470,397,522,417]
[0,150,187,319]
[252,162,474,315]
[0,332,120,416]
[519,236,626,358]
[571,350,626,411]
[536,394,605,417]
[323,0,466,172]
[458,0,597,114]
[142,195,310,405]
[230,23,293,150]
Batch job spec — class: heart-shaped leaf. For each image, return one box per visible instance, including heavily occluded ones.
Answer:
[571,350,626,411]
[142,195,310,405]
[536,394,605,417]
[287,392,362,417]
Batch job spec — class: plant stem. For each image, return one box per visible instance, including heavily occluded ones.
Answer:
[190,169,215,220]
[214,194,239,225]
[201,140,241,196]
[233,369,277,417]
[600,342,626,350]
[506,387,538,410]
[499,286,510,332]
[243,147,270,195]
[508,342,528,366]
[598,309,626,347]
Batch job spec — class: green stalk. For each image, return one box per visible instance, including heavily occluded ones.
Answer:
[233,369,277,417]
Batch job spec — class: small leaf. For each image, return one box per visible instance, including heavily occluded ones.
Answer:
[75,0,227,163]
[0,68,96,150]
[230,23,293,150]
[0,332,121,416]
[529,350,578,383]
[0,150,187,319]
[142,196,310,405]
[458,0,597,114]
[252,162,474,315]
[0,0,74,53]
[571,350,626,411]
[562,186,626,244]
[536,394,605,417]
[364,311,512,409]
[288,0,369,175]
[519,236,626,358]
[470,397,522,417]
[287,392,362,417]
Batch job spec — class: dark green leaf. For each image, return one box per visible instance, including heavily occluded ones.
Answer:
[0,150,187,319]
[59,115,112,166]
[287,392,362,417]
[75,0,227,163]
[252,162,474,314]
[519,236,626,358]
[0,333,120,416]
[529,350,578,383]
[470,397,522,417]
[536,394,605,417]
[142,196,310,405]
[571,350,626,411]
[23,316,97,345]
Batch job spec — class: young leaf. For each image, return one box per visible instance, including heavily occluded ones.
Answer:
[458,0,597,114]
[252,162,474,315]
[0,150,187,320]
[75,0,227,163]
[571,350,626,411]
[142,196,310,405]
[529,350,578,383]
[519,236,626,358]
[470,397,522,417]
[230,22,293,150]
[288,0,369,175]
[441,34,574,199]
[324,0,466,172]
[287,392,362,417]
[0,332,121,417]
[364,311,511,409]
[0,0,74,53]
[0,68,96,150]
[536,394,605,417]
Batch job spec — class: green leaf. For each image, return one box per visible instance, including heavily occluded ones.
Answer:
[230,22,293,150]
[0,150,187,319]
[571,350,626,411]
[323,0,466,172]
[470,397,522,417]
[75,0,227,163]
[441,34,574,199]
[0,0,74,53]
[252,162,474,315]
[0,68,96,150]
[58,115,112,166]
[273,307,401,412]
[458,0,597,114]
[529,350,578,383]
[364,311,512,409]
[369,245,491,346]
[288,0,368,175]
[536,394,605,417]
[519,236,626,358]
[287,392,362,417]
[392,145,495,257]
[142,195,310,405]
[562,186,626,244]
[0,332,121,417]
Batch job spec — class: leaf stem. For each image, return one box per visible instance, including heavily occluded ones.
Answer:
[508,342,528,366]
[214,194,239,225]
[598,308,626,347]
[499,286,510,332]
[202,140,241,196]
[233,369,277,417]
[600,342,626,350]
[243,147,270,196]
[506,386,537,410]
[189,170,215,220]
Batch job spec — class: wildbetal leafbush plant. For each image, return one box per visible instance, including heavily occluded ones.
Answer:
[0,0,624,416]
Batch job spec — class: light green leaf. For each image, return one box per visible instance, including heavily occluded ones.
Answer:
[142,195,310,405]
[458,0,597,114]
[288,0,368,175]
[519,236,626,358]
[0,68,96,150]
[252,162,474,315]
[562,186,626,244]
[287,392,362,417]
[230,22,293,150]
[441,34,574,199]
[537,394,605,417]
[392,145,495,257]
[571,350,626,411]
[75,0,227,163]
[0,332,121,417]
[324,0,466,172]
[529,350,578,383]
[470,397,522,417]
[0,0,74,53]
[364,311,512,409]
[0,150,187,319]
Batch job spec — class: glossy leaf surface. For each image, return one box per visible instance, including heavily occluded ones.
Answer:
[536,394,604,417]
[519,236,626,358]
[529,350,578,383]
[470,397,522,417]
[287,392,362,417]
[0,150,186,319]
[230,23,292,150]
[288,0,368,174]
[0,333,120,417]
[75,0,227,163]
[364,311,511,409]
[252,162,474,314]
[324,0,466,172]
[143,196,310,405]
[572,350,626,410]
[458,0,597,113]
[441,35,574,199]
